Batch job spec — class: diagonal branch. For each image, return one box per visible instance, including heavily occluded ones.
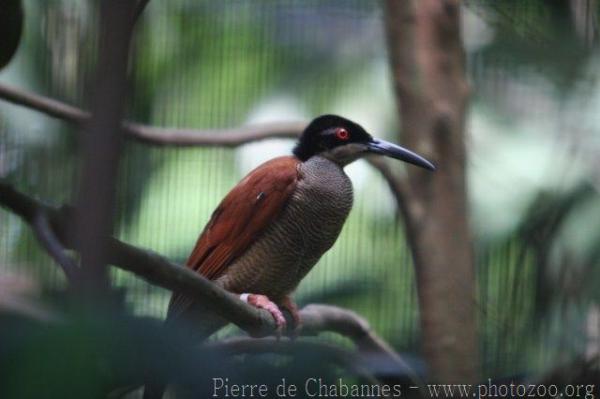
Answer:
[0,179,275,334]
[365,155,411,220]
[0,82,88,123]
[0,182,79,283]
[0,180,415,384]
[31,209,80,283]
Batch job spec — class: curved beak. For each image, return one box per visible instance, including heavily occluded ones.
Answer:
[367,138,435,171]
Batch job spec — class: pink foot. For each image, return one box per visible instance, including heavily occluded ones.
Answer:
[243,294,286,337]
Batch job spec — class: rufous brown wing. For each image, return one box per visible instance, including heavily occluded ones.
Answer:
[167,156,300,321]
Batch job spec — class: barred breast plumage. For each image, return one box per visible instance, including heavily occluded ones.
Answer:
[216,155,353,301]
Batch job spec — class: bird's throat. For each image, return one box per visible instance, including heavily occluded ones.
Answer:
[318,143,369,167]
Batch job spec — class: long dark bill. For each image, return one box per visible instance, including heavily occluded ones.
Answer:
[367,138,435,171]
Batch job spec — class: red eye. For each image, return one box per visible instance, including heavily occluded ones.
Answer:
[336,128,349,140]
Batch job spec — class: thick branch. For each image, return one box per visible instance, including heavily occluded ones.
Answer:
[106,236,277,336]
[0,179,275,334]
[0,181,410,379]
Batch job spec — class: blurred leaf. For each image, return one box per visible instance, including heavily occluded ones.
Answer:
[0,0,23,70]
[472,0,594,89]
[517,183,596,317]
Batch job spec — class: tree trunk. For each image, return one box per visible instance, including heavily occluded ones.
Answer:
[384,0,479,383]
[569,0,598,47]
[72,0,136,294]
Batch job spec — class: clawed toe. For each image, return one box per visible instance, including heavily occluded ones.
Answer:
[244,294,287,337]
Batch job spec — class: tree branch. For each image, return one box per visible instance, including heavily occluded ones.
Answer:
[299,303,423,386]
[0,180,413,382]
[0,82,303,146]
[364,155,411,220]
[0,82,88,123]
[31,209,80,283]
[0,179,275,333]
[0,181,79,282]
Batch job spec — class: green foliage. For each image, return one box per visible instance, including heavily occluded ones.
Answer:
[472,0,594,88]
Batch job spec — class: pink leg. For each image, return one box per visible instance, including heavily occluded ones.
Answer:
[244,294,286,337]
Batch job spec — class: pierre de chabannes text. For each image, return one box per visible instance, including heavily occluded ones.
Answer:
[213,377,401,398]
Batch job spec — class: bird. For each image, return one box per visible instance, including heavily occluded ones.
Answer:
[143,114,434,398]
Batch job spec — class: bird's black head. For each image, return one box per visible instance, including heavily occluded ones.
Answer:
[293,115,371,162]
[293,114,435,170]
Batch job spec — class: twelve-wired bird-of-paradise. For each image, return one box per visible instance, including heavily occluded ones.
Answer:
[166,114,435,335]
[143,115,435,398]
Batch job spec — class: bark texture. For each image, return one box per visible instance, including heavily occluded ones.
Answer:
[72,0,136,294]
[384,0,478,383]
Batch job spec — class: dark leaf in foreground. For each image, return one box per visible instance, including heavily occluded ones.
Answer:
[0,0,23,70]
